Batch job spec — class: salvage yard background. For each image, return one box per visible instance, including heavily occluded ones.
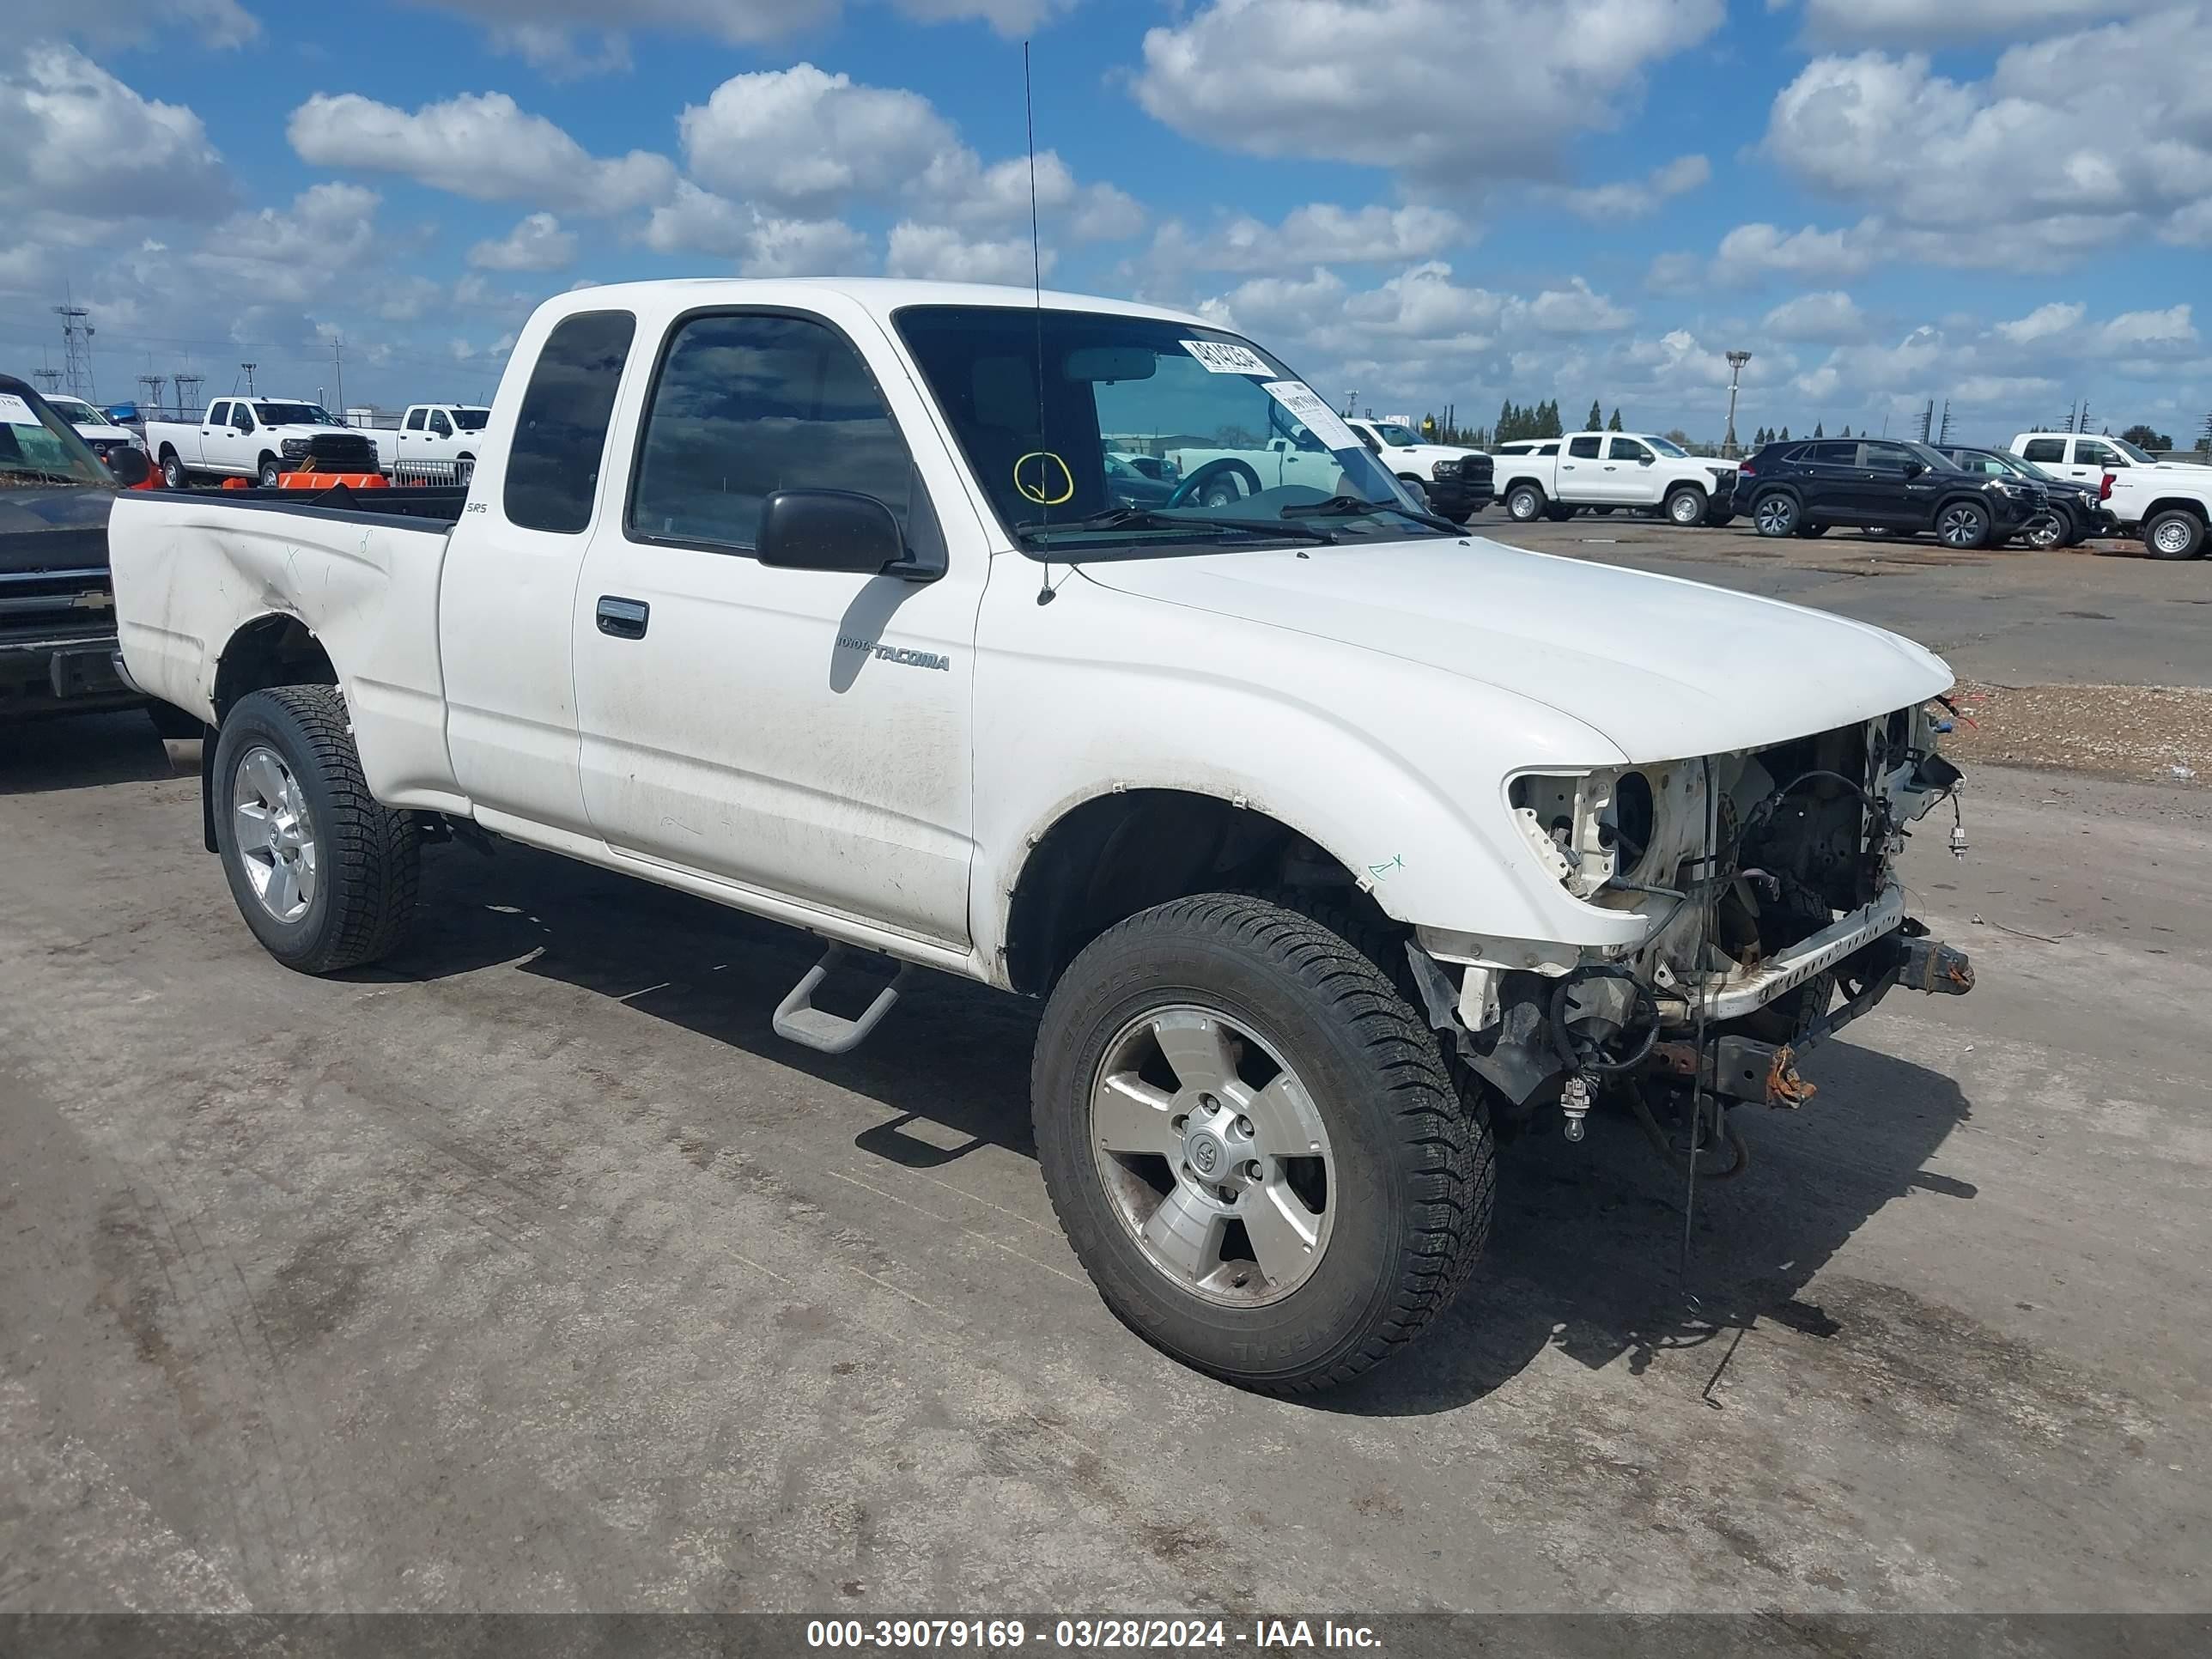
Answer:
[3,522,2206,1613]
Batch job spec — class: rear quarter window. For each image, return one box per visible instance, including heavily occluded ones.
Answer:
[503,310,638,535]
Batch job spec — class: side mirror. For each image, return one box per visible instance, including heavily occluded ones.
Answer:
[756,489,906,575]
[1637,453,1654,465]
[108,447,151,487]
[1902,461,1926,477]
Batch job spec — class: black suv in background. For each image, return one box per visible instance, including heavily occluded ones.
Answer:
[1730,436,2046,548]
[1933,445,2112,548]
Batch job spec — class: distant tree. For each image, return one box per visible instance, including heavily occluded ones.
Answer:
[1540,399,1563,438]
[1778,425,1791,442]
[2198,410,2211,456]
[2120,423,2173,453]
[1607,407,1624,431]
[1813,421,1825,438]
[1496,399,1516,442]
[1664,428,1692,447]
[1840,424,1852,438]
[1586,399,1604,431]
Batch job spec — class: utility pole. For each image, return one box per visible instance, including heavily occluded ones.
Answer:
[1915,400,1934,443]
[1723,350,1752,458]
[330,337,346,422]
[54,301,95,400]
[1342,388,1358,418]
[240,362,258,396]
[1937,399,1954,446]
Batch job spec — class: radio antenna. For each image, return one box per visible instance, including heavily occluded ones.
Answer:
[1024,41,1063,605]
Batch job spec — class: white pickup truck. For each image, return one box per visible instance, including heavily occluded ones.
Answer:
[1495,431,1739,527]
[2096,467,2211,560]
[1343,417,1492,521]
[2007,431,2212,495]
[391,403,492,473]
[110,276,1973,1394]
[147,398,368,489]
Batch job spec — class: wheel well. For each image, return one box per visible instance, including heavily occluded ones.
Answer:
[1503,477,1544,498]
[1003,789,1393,998]
[156,442,178,461]
[214,614,337,720]
[2145,497,2209,524]
[1665,480,1706,499]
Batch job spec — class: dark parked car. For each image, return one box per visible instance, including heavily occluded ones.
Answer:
[0,374,182,729]
[1933,444,2112,548]
[1730,437,2046,549]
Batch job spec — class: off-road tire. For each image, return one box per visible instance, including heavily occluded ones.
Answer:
[212,685,419,974]
[1033,894,1493,1395]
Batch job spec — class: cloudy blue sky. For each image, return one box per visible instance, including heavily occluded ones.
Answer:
[5,0,2208,444]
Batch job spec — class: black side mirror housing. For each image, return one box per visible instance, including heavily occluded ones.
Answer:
[1903,461,1926,477]
[756,489,908,575]
[108,447,151,487]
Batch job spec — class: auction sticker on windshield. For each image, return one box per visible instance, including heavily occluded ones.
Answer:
[0,394,40,428]
[1261,381,1360,453]
[1180,340,1273,376]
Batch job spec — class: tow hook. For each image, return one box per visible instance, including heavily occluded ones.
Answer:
[1899,937,1975,995]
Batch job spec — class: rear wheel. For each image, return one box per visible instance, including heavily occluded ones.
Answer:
[1505,483,1545,522]
[1753,491,1800,538]
[2023,510,2066,550]
[1936,499,1992,549]
[2145,508,2206,560]
[1033,895,1492,1395]
[212,686,420,974]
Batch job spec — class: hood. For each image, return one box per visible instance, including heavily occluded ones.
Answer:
[1079,535,1951,763]
[0,479,118,574]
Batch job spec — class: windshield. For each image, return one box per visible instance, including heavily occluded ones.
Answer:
[1646,435,1688,457]
[49,397,117,428]
[0,387,115,489]
[1373,422,1422,447]
[893,306,1426,556]
[253,402,335,427]
[2107,436,2157,465]
[453,408,489,431]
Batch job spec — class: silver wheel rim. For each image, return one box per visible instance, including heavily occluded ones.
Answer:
[2154,519,2193,555]
[1670,492,1699,525]
[1089,1004,1335,1306]
[231,744,318,923]
[2026,512,2063,549]
[1203,484,1237,507]
[1756,496,1793,535]
[1939,504,1984,546]
[1511,490,1538,520]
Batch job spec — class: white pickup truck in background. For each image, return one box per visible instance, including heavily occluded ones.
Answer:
[146,398,367,489]
[2007,432,2212,492]
[1343,416,1493,521]
[392,403,491,472]
[2097,467,2211,559]
[1493,430,1739,526]
[109,276,1973,1395]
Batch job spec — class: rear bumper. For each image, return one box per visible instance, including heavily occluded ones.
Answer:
[0,633,139,720]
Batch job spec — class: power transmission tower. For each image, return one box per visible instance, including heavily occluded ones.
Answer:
[138,374,167,419]
[1915,400,1934,442]
[173,372,204,417]
[1937,400,1954,445]
[330,337,346,422]
[2200,410,2212,456]
[2079,397,2092,436]
[33,367,61,396]
[54,302,95,400]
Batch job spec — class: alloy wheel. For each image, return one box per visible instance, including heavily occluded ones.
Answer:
[1937,504,1987,547]
[231,744,319,923]
[1089,1005,1334,1306]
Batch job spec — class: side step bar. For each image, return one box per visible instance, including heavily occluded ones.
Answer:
[772,945,913,1055]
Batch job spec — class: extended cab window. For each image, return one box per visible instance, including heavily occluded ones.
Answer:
[1568,436,1602,459]
[2021,439,2067,464]
[629,312,913,553]
[505,309,637,535]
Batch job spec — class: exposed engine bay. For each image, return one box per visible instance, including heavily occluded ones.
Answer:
[1415,702,1974,1169]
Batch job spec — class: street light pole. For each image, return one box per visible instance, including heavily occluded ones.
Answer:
[1723,350,1753,459]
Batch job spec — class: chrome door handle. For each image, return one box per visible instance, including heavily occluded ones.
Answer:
[596,596,649,640]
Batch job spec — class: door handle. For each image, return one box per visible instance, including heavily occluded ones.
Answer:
[596,596,649,640]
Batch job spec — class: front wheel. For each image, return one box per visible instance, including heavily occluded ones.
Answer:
[2023,510,2066,550]
[1032,895,1492,1395]
[258,454,283,489]
[1936,499,1992,549]
[1664,485,1707,527]
[212,685,420,974]
[1505,483,1545,522]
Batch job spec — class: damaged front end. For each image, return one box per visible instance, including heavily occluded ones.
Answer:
[1409,702,1973,1158]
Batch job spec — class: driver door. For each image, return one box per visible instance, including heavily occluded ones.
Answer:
[1599,435,1657,503]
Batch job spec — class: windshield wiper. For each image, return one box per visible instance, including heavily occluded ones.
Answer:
[1018,505,1337,545]
[1289,495,1464,536]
